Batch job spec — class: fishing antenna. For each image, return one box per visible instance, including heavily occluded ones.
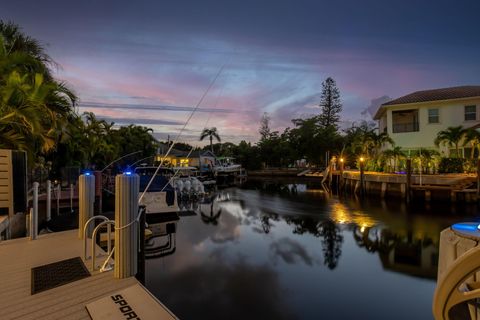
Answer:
[101,150,143,172]
[139,63,226,202]
[161,74,227,191]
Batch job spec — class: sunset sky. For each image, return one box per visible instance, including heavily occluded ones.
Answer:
[3,0,480,145]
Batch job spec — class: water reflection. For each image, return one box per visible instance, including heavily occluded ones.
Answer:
[199,202,222,225]
[145,216,178,259]
[352,225,438,279]
[145,179,474,319]
[284,217,343,269]
[270,237,316,266]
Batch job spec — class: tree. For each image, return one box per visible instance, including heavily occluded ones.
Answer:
[0,21,52,67]
[235,140,262,170]
[0,21,76,167]
[259,112,271,141]
[410,148,440,174]
[382,146,405,172]
[0,71,75,156]
[434,126,466,158]
[113,124,157,169]
[318,77,342,128]
[463,128,480,159]
[343,121,392,170]
[200,127,221,153]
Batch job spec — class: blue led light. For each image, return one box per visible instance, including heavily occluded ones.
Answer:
[84,172,91,176]
[124,171,132,175]
[452,223,480,232]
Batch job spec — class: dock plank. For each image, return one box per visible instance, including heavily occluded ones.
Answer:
[0,230,147,320]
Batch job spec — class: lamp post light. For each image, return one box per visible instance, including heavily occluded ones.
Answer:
[359,157,365,196]
[339,158,345,192]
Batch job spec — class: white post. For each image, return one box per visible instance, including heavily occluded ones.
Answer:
[70,183,74,213]
[114,173,139,279]
[46,180,51,221]
[30,182,39,240]
[419,158,423,186]
[78,174,95,239]
[56,184,60,215]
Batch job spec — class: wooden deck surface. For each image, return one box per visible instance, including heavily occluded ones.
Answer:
[0,230,138,320]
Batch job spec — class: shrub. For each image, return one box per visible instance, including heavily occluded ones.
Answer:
[438,157,465,173]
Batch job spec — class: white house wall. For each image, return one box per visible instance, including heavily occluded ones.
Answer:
[385,97,480,154]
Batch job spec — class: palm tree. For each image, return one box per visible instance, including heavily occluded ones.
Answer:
[0,71,75,155]
[0,21,53,78]
[434,126,466,158]
[463,128,480,159]
[0,21,76,165]
[346,122,393,170]
[200,127,221,153]
[382,146,405,172]
[411,148,440,174]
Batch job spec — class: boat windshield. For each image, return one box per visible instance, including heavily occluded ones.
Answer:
[134,167,174,176]
[139,175,174,192]
[134,167,175,192]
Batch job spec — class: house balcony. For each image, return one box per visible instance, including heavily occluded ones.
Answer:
[392,122,419,133]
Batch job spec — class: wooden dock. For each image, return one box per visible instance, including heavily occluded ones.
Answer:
[340,171,478,202]
[0,230,173,320]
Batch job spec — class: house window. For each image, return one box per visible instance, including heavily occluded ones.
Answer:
[465,105,476,121]
[428,109,439,124]
[392,109,419,133]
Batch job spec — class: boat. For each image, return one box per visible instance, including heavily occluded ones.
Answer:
[213,157,246,186]
[214,156,242,173]
[170,166,208,199]
[135,166,179,214]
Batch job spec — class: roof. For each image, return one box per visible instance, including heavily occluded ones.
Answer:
[374,86,480,119]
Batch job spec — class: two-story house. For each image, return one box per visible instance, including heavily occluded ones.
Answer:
[374,86,480,157]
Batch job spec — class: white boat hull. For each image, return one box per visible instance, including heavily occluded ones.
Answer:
[139,191,179,214]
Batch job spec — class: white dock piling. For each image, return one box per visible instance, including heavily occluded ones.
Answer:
[56,184,60,215]
[70,183,74,213]
[46,180,51,221]
[30,182,39,240]
[78,174,95,239]
[114,173,139,279]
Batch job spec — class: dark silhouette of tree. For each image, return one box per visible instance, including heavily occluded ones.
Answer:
[284,217,344,269]
[260,213,279,233]
[200,127,221,153]
[318,220,343,269]
[318,77,342,128]
[259,112,271,141]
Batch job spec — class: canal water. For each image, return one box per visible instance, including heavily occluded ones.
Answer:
[145,178,480,320]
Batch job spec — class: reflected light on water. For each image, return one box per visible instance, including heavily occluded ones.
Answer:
[331,202,376,229]
[305,189,325,194]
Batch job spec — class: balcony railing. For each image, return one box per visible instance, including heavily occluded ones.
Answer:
[392,122,419,133]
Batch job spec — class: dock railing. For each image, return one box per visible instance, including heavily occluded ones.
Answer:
[83,215,116,272]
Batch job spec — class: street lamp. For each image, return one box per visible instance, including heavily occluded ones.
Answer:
[359,156,365,196]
